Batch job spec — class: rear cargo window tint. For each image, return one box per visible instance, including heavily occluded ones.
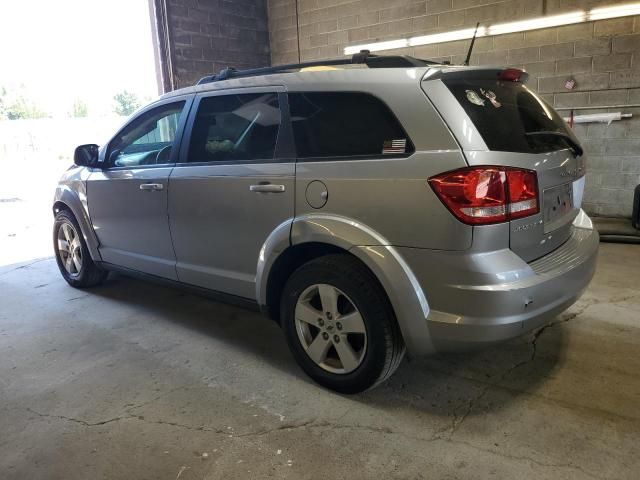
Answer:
[188,93,281,163]
[288,92,413,159]
[444,80,576,154]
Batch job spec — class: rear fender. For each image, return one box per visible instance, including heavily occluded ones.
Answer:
[265,214,435,355]
[255,218,294,309]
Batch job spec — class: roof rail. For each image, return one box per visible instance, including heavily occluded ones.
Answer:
[195,50,438,85]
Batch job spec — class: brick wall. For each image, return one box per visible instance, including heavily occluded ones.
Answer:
[155,0,270,90]
[267,0,640,217]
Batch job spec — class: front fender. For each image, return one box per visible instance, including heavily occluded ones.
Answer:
[268,214,435,356]
[53,168,101,262]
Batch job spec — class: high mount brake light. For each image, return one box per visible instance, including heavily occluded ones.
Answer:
[499,68,524,82]
[428,167,539,225]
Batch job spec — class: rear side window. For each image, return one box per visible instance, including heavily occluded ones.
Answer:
[444,79,576,154]
[288,92,414,159]
[187,93,281,163]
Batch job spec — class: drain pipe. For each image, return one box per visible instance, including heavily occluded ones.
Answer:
[593,216,640,245]
[562,112,632,125]
[598,234,640,245]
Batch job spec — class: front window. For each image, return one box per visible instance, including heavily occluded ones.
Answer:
[108,101,185,167]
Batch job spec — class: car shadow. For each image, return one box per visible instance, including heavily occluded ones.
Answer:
[88,272,565,421]
[88,273,299,376]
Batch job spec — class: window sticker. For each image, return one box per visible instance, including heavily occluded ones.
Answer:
[382,139,406,154]
[465,89,485,106]
[480,88,502,108]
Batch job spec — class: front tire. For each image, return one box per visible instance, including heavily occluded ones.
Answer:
[281,254,405,393]
[53,209,107,288]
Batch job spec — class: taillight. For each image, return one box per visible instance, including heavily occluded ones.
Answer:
[506,169,538,219]
[428,167,539,225]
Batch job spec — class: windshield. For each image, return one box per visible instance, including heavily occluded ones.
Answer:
[444,79,579,154]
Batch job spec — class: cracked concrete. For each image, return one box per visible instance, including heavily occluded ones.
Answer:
[445,298,601,440]
[1,243,639,479]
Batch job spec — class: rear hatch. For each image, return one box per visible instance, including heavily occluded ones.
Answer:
[422,68,586,262]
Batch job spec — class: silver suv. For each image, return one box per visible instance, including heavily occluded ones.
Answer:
[53,52,599,393]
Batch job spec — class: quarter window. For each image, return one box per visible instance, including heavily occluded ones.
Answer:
[108,101,185,168]
[187,93,281,163]
[288,92,413,159]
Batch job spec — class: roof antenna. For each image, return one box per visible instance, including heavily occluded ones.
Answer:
[463,22,480,66]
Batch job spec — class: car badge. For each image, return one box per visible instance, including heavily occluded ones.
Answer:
[480,88,501,108]
[465,89,485,106]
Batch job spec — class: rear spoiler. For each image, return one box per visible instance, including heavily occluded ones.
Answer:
[422,67,529,84]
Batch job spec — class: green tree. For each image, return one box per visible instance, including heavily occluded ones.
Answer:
[113,90,140,116]
[0,86,7,120]
[6,96,47,119]
[70,99,88,117]
[0,86,47,120]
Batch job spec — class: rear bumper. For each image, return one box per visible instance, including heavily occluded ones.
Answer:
[397,210,599,353]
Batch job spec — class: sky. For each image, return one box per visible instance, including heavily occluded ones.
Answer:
[0,0,159,117]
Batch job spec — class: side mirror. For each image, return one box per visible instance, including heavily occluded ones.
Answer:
[74,144,99,167]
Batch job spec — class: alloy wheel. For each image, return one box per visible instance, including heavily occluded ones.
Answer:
[294,283,367,374]
[57,222,82,277]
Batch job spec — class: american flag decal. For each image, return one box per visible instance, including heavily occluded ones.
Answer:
[382,139,406,154]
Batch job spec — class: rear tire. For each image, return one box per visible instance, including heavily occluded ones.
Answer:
[281,254,405,393]
[53,209,107,288]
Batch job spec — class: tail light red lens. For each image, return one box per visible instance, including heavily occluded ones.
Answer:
[429,167,539,225]
[506,169,538,219]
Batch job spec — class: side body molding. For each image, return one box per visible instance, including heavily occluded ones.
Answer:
[52,168,102,262]
[257,214,436,356]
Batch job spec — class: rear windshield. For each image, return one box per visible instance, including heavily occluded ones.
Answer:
[444,79,575,154]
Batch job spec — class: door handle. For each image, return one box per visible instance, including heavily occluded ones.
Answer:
[139,183,164,191]
[249,184,286,193]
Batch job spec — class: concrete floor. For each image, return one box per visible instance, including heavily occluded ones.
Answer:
[1,243,639,480]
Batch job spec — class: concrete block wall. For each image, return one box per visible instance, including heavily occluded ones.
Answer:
[157,0,270,89]
[267,0,640,217]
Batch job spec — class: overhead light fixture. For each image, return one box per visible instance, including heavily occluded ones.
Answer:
[409,27,486,47]
[344,39,408,55]
[343,2,640,56]
[488,11,585,36]
[588,2,640,20]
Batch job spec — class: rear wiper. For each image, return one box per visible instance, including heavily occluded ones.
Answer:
[524,131,583,157]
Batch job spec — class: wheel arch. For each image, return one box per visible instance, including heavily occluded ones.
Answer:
[53,187,102,262]
[263,241,348,323]
[257,214,436,356]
